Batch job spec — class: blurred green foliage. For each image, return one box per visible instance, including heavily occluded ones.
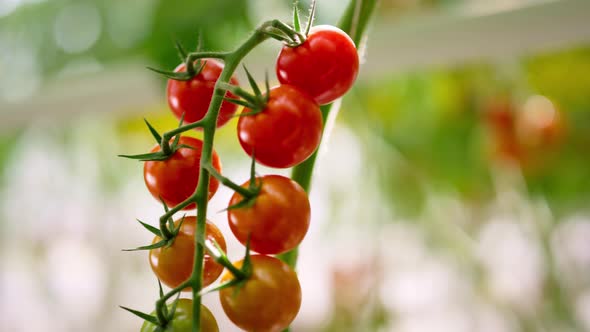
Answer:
[347,48,590,218]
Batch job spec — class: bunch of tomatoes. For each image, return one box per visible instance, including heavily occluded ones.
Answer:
[124,18,359,332]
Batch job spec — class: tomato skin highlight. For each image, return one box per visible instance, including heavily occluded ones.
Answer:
[237,85,323,168]
[227,175,311,255]
[140,299,219,332]
[276,25,359,105]
[149,217,226,290]
[143,137,221,210]
[219,255,302,332]
[167,60,240,128]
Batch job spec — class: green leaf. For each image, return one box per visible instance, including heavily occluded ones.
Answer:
[170,134,181,151]
[118,151,170,161]
[249,152,257,185]
[199,277,244,296]
[122,239,168,251]
[225,196,256,211]
[176,112,186,128]
[204,238,226,262]
[264,71,271,103]
[173,215,186,236]
[160,199,175,232]
[243,65,261,97]
[264,30,291,43]
[242,236,252,276]
[120,306,160,325]
[147,67,193,81]
[144,119,162,144]
[293,1,301,33]
[158,279,169,318]
[230,107,265,119]
[224,97,256,109]
[136,219,162,237]
[304,0,317,36]
[218,82,258,105]
[158,279,164,298]
[168,294,182,320]
[192,60,207,77]
[174,39,188,62]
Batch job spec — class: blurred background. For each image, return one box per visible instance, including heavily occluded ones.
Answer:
[1,0,590,331]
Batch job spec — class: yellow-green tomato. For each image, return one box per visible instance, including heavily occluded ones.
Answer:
[140,299,218,332]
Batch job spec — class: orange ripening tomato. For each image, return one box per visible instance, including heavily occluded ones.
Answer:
[227,175,311,255]
[219,255,302,332]
[149,217,226,290]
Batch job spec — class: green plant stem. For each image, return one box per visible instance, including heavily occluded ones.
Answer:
[277,0,378,270]
[153,21,283,332]
[204,163,258,199]
[158,212,175,241]
[277,3,377,331]
[154,279,192,324]
[204,239,249,279]
[190,29,270,332]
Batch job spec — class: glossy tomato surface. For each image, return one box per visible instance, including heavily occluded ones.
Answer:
[167,59,239,127]
[143,137,221,210]
[228,175,310,255]
[276,25,359,105]
[219,255,301,332]
[237,85,322,168]
[149,217,226,290]
[140,299,219,332]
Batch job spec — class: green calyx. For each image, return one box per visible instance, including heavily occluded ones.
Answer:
[199,237,253,297]
[123,208,186,251]
[266,0,316,47]
[147,38,207,81]
[121,283,180,331]
[221,65,270,114]
[211,152,261,212]
[118,115,193,162]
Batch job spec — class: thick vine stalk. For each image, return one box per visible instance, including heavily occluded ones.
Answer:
[278,0,379,268]
[151,21,281,332]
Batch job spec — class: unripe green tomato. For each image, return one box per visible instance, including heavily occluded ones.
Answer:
[140,299,218,332]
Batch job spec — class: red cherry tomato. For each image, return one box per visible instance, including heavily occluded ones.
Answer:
[149,217,226,290]
[237,85,322,168]
[227,175,310,255]
[276,25,359,105]
[167,59,239,127]
[219,255,301,332]
[143,136,221,210]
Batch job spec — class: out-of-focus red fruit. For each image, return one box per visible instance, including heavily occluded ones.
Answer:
[484,95,516,136]
[516,95,564,149]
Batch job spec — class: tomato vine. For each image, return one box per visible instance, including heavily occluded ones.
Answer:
[120,1,377,331]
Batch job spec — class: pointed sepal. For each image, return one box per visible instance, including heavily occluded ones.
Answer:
[119,306,160,325]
